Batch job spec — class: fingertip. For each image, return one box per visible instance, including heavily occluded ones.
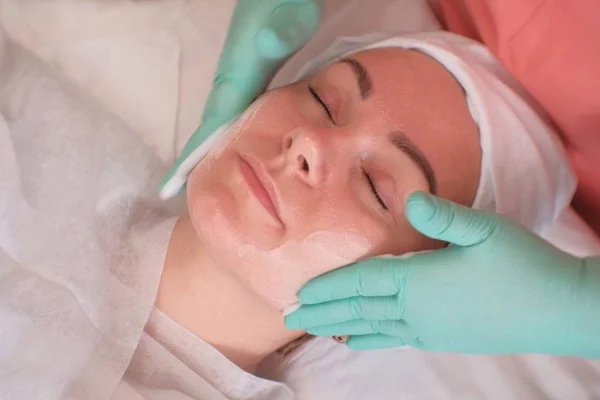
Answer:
[346,336,373,351]
[256,1,321,59]
[305,328,325,336]
[296,292,316,306]
[295,281,322,305]
[346,335,405,351]
[284,313,302,330]
[255,27,290,60]
[406,190,432,205]
[406,192,496,246]
[405,191,437,225]
[282,302,300,316]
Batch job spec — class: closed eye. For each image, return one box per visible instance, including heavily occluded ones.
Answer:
[308,85,334,123]
[362,168,388,211]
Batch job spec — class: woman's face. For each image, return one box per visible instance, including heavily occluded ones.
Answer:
[187,48,481,308]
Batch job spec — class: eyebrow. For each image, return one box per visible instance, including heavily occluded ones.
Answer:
[340,58,372,99]
[389,132,437,194]
[336,58,436,193]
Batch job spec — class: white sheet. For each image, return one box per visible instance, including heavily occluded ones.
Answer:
[263,336,600,399]
[0,31,183,398]
[2,0,600,399]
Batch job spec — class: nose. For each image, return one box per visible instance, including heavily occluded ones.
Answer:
[282,129,325,186]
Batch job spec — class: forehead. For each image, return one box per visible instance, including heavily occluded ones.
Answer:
[308,48,466,131]
[339,48,448,102]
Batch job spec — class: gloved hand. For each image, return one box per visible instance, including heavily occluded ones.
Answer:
[285,192,600,358]
[160,0,322,198]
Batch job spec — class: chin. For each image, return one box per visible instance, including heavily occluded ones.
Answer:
[187,190,278,265]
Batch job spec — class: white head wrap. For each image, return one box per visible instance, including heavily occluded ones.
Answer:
[292,31,575,236]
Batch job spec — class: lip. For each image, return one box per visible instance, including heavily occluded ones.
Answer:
[238,153,284,226]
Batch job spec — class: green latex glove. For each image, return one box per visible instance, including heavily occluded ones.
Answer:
[159,0,322,198]
[286,192,600,357]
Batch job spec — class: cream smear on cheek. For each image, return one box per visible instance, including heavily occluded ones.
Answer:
[237,231,371,309]
[200,97,269,168]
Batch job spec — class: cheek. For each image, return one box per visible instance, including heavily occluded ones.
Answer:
[239,199,392,308]
[242,91,304,136]
[235,230,375,309]
[186,163,238,246]
[298,231,376,276]
[212,182,392,308]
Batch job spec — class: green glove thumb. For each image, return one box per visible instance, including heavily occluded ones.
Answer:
[405,191,498,247]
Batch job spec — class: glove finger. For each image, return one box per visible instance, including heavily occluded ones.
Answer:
[298,258,406,305]
[255,0,322,59]
[285,296,401,330]
[307,320,408,337]
[405,192,498,247]
[346,334,405,351]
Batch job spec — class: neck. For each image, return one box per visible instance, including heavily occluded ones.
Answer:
[155,216,302,373]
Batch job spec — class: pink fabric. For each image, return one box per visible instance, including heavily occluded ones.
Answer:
[437,0,600,236]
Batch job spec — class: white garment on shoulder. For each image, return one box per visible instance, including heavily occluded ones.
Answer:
[116,308,293,400]
[264,335,600,400]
